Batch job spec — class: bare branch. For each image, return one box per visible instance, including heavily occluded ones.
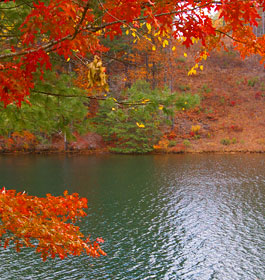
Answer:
[32,90,152,106]
[32,90,106,100]
[215,29,247,44]
[71,0,91,40]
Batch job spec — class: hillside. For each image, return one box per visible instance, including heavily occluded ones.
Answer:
[0,50,264,154]
[164,50,265,153]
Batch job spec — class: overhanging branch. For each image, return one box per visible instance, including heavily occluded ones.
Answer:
[32,90,106,100]
[0,0,222,60]
[31,90,152,106]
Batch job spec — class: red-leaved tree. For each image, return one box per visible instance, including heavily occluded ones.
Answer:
[1,0,265,106]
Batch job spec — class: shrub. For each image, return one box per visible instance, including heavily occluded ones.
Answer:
[220,138,230,145]
[201,84,211,93]
[175,57,186,63]
[220,96,225,104]
[204,107,213,114]
[191,125,201,134]
[183,139,191,148]
[178,84,191,91]
[168,140,177,147]
[248,76,259,87]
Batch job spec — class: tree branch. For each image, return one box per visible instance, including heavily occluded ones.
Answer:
[32,90,106,100]
[87,0,221,32]
[0,1,30,9]
[215,29,247,44]
[31,90,152,106]
[0,35,72,60]
[71,0,91,40]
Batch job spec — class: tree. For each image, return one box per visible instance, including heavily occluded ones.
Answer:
[0,71,90,142]
[1,0,265,107]
[123,30,181,91]
[91,80,200,153]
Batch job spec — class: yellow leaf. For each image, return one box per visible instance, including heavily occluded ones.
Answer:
[184,53,187,57]
[159,105,164,110]
[67,58,70,62]
[172,46,176,51]
[202,53,208,60]
[200,65,204,71]
[132,32,136,37]
[152,45,156,51]
[163,39,169,48]
[188,68,197,76]
[146,23,151,33]
[144,36,152,41]
[136,122,145,128]
[112,108,116,111]
[194,63,198,69]
[142,99,150,103]
[126,30,129,35]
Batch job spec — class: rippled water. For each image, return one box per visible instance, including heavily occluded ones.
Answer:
[0,154,264,279]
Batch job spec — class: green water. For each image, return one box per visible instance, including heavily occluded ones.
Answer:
[0,154,264,279]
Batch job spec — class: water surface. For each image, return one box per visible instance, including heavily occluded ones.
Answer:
[0,154,264,279]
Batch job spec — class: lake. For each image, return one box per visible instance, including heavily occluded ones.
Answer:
[0,154,264,279]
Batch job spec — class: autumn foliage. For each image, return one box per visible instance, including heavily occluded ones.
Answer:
[1,0,265,261]
[0,188,106,261]
[1,0,265,106]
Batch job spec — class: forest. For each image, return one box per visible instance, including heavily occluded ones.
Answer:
[0,0,265,263]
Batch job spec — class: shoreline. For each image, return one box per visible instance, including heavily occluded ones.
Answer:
[1,148,265,155]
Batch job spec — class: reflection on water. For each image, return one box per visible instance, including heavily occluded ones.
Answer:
[0,154,264,279]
